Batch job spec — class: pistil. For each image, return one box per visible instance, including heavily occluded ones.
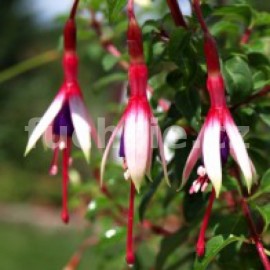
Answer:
[126,181,136,266]
[196,188,215,257]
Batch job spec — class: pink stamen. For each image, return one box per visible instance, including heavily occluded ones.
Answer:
[196,188,215,257]
[126,181,136,266]
[49,147,59,176]
[61,139,71,224]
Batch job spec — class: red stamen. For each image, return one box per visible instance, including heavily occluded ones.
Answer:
[61,139,71,224]
[126,181,136,266]
[49,147,59,176]
[196,188,215,257]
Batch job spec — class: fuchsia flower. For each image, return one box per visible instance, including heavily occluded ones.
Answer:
[25,1,97,223]
[100,11,169,192]
[182,33,256,197]
[101,2,169,266]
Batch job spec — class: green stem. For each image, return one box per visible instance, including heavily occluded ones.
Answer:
[0,50,59,84]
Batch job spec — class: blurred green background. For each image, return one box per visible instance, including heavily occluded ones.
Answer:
[0,0,270,269]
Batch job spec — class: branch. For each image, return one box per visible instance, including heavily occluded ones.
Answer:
[231,85,270,111]
[241,198,270,270]
[0,50,59,85]
[233,169,270,270]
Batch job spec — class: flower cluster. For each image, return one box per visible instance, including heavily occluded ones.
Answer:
[24,0,264,267]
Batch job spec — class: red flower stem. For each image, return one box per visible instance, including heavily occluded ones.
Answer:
[196,188,215,257]
[70,0,80,19]
[61,140,71,224]
[240,198,270,270]
[193,0,209,34]
[126,181,136,266]
[166,0,188,28]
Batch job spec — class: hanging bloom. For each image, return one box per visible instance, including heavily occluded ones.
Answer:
[182,33,256,197]
[25,0,98,223]
[101,2,169,265]
[100,7,169,192]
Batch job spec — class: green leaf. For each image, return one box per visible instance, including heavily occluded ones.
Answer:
[256,204,270,232]
[259,114,270,127]
[259,169,270,194]
[213,4,253,25]
[92,72,127,90]
[168,28,191,66]
[223,57,253,103]
[138,174,163,222]
[175,86,200,122]
[194,235,243,270]
[155,227,190,270]
[106,0,126,22]
[85,197,111,220]
[210,21,239,37]
[139,161,173,221]
[102,54,120,71]
[254,11,270,26]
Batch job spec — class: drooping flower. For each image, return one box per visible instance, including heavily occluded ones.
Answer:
[182,33,256,197]
[25,0,98,223]
[101,1,169,266]
[100,7,169,192]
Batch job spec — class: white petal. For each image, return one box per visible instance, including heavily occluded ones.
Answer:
[146,125,153,181]
[152,117,170,186]
[225,113,253,192]
[203,116,222,197]
[42,125,53,150]
[100,116,125,187]
[79,98,100,149]
[69,96,92,162]
[124,104,150,192]
[25,93,65,156]
[181,125,205,188]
